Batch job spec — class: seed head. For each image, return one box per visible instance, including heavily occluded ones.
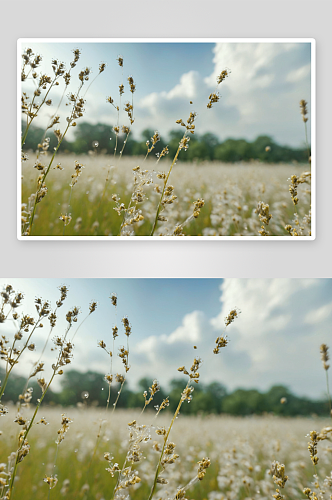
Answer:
[320,344,330,371]
[300,99,308,122]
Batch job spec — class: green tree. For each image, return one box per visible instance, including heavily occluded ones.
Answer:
[21,122,72,153]
[200,132,220,160]
[72,122,116,154]
[58,370,105,406]
[205,382,227,413]
[140,129,156,142]
[0,368,58,405]
[167,130,186,160]
[222,389,265,415]
[214,139,252,162]
[186,140,209,162]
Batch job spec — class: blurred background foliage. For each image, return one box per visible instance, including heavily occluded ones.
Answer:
[22,122,309,164]
[1,368,326,416]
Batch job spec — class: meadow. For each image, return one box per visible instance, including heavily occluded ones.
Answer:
[0,283,331,500]
[1,407,331,500]
[21,155,311,237]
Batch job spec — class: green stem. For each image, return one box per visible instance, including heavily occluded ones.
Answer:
[7,371,56,497]
[0,370,12,402]
[71,312,91,342]
[119,130,130,159]
[18,321,57,412]
[112,380,125,413]
[98,167,112,214]
[96,129,129,223]
[0,318,41,401]
[63,186,73,236]
[86,379,124,483]
[28,121,71,235]
[325,370,332,421]
[37,85,69,160]
[7,317,74,497]
[150,135,185,236]
[83,72,102,99]
[148,381,189,500]
[96,131,119,227]
[27,79,85,236]
[6,319,73,497]
[47,444,59,500]
[21,76,57,148]
[304,121,310,163]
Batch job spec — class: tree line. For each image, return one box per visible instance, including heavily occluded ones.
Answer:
[1,368,327,416]
[22,121,309,164]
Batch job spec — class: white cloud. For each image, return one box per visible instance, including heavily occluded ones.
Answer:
[286,63,311,83]
[134,43,311,146]
[167,71,199,100]
[168,310,203,343]
[208,279,330,396]
[211,278,320,334]
[204,43,290,122]
[205,43,311,142]
[128,279,331,398]
[205,43,297,88]
[304,301,332,324]
[134,71,205,139]
[131,311,207,386]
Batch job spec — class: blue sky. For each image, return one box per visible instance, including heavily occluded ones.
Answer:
[0,278,221,335]
[1,278,331,399]
[20,41,312,147]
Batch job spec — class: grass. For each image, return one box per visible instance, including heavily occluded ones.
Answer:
[1,407,330,500]
[21,155,311,237]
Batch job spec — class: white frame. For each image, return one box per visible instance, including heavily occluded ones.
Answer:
[17,38,316,240]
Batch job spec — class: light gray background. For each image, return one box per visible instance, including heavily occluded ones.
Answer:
[2,0,331,278]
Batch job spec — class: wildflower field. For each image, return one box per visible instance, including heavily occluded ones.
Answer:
[1,407,331,500]
[21,155,311,237]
